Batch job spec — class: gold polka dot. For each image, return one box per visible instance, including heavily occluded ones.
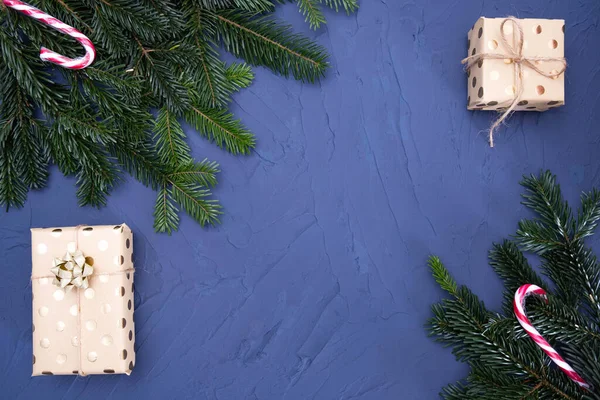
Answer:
[84,288,95,299]
[534,25,542,34]
[120,318,127,329]
[71,336,79,347]
[536,85,545,95]
[477,87,484,98]
[82,227,93,236]
[39,306,49,317]
[100,275,110,283]
[129,330,133,341]
[551,69,560,80]
[87,352,98,362]
[128,299,132,310]
[51,229,62,238]
[505,86,516,96]
[126,238,131,249]
[121,349,128,360]
[56,321,65,332]
[503,58,513,64]
[56,354,67,364]
[490,70,500,80]
[39,277,49,285]
[549,39,558,49]
[129,361,134,370]
[40,338,50,348]
[101,303,112,314]
[503,23,513,35]
[487,40,498,50]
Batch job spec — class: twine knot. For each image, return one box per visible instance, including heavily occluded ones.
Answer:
[461,17,567,147]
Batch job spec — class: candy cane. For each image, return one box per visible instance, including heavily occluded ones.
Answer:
[514,284,589,389]
[2,0,95,69]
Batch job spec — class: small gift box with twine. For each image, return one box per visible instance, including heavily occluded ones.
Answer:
[31,224,136,376]
[464,17,567,146]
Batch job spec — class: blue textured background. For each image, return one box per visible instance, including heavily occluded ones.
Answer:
[2,1,600,399]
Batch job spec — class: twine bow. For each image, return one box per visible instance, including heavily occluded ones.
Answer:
[461,17,567,147]
[51,250,94,290]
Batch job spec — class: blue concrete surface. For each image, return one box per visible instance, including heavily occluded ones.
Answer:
[2,1,600,399]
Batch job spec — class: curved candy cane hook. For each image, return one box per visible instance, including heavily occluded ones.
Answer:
[514,284,590,389]
[2,0,95,69]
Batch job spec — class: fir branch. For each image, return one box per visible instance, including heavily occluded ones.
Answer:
[213,10,329,82]
[186,106,255,154]
[575,188,600,241]
[319,0,358,13]
[297,0,326,30]
[225,62,254,91]
[169,180,221,226]
[0,0,355,232]
[153,107,192,166]
[167,159,219,188]
[429,171,600,399]
[153,183,180,234]
[0,143,28,210]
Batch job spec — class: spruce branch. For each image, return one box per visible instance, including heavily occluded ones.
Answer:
[429,171,600,399]
[297,0,325,30]
[319,0,358,13]
[214,10,329,82]
[185,106,255,154]
[154,107,193,166]
[0,0,355,232]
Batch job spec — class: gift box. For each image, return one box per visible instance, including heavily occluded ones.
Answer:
[31,224,136,376]
[466,17,566,111]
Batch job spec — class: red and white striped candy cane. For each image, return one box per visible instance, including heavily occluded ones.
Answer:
[2,0,95,69]
[514,284,589,389]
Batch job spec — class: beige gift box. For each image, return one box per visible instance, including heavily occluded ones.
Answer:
[467,17,565,111]
[31,224,136,376]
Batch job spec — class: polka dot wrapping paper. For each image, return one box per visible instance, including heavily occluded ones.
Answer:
[467,17,565,112]
[31,225,135,376]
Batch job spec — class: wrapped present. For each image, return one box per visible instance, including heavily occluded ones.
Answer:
[31,224,136,376]
[463,17,567,146]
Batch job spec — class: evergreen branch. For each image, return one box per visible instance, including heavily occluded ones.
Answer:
[186,0,274,12]
[186,106,255,154]
[169,180,221,226]
[319,0,358,13]
[214,10,329,82]
[167,160,219,188]
[0,142,28,210]
[13,120,50,189]
[428,256,458,295]
[297,0,326,30]
[575,189,600,241]
[108,138,165,190]
[153,183,179,234]
[225,62,254,91]
[153,107,192,166]
[0,0,355,232]
[520,171,574,244]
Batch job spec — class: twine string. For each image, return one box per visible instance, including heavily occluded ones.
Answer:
[461,17,567,147]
